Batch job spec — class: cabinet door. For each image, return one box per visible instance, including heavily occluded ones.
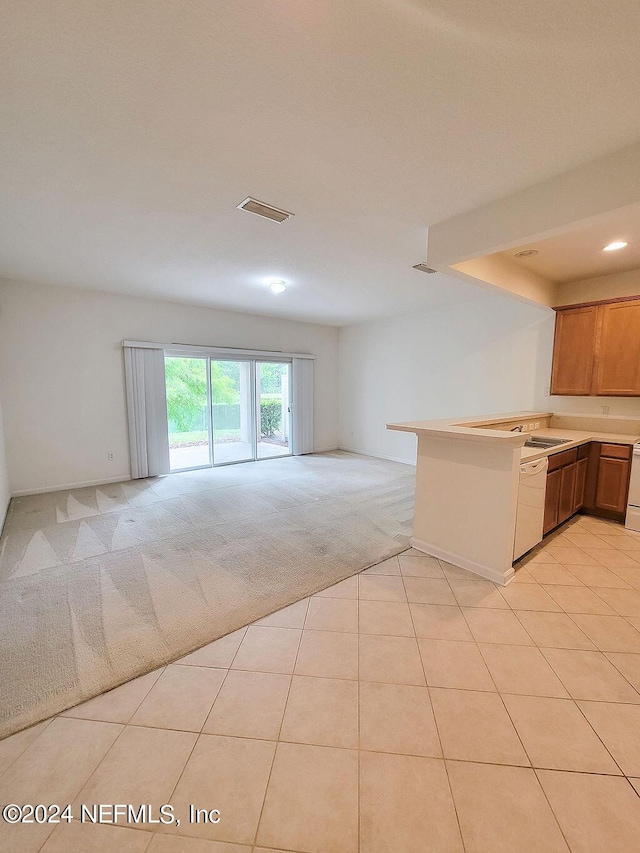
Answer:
[594,299,640,396]
[595,457,630,513]
[558,462,578,524]
[550,307,598,396]
[574,457,588,512]
[544,469,561,534]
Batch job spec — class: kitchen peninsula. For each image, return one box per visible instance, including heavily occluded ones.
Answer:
[387,412,640,585]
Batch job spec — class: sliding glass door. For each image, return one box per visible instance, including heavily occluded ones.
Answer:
[165,356,211,472]
[165,356,291,472]
[210,360,254,465]
[256,362,291,459]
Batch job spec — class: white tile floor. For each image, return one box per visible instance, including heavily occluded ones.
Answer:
[2,514,640,851]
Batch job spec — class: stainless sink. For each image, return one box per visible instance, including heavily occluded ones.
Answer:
[523,437,572,449]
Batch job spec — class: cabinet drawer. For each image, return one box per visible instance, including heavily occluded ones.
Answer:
[578,443,590,459]
[600,443,631,460]
[547,447,578,472]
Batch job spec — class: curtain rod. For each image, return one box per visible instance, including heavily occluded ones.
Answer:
[121,340,315,359]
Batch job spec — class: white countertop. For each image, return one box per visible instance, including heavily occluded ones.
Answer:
[520,428,639,461]
[386,411,639,454]
[386,411,551,446]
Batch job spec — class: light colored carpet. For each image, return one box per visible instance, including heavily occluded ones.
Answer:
[0,452,414,737]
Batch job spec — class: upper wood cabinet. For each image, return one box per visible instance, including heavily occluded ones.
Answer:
[594,300,640,395]
[550,296,640,397]
[550,306,598,395]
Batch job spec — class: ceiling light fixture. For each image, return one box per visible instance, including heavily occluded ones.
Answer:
[603,241,628,251]
[412,263,436,274]
[269,280,287,294]
[514,249,538,257]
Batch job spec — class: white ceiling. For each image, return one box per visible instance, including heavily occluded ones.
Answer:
[498,204,640,284]
[1,1,640,325]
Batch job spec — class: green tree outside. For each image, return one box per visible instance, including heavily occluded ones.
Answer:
[165,357,238,432]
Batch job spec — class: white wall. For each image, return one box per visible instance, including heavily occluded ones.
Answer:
[338,294,552,464]
[556,268,640,307]
[427,141,640,280]
[0,279,339,494]
[0,387,9,528]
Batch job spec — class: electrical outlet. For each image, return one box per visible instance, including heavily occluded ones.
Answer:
[544,385,550,397]
[601,406,609,416]
[534,422,540,429]
[528,423,535,430]
[107,452,115,461]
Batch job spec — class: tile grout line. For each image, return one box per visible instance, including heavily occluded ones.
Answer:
[30,718,131,852]
[407,559,468,853]
[454,567,575,853]
[0,718,54,783]
[432,554,606,850]
[150,663,233,842]
[249,595,309,850]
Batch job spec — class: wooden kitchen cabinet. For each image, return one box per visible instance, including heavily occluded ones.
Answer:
[550,306,598,395]
[558,462,578,524]
[593,443,632,515]
[595,457,629,513]
[574,456,588,512]
[550,296,640,397]
[545,447,578,533]
[543,441,631,535]
[594,299,640,395]
[584,442,631,521]
[544,469,561,534]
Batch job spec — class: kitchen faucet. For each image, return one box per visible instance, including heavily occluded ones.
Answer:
[510,425,524,432]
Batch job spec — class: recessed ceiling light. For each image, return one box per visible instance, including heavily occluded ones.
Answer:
[603,241,628,251]
[269,280,286,294]
[514,249,538,257]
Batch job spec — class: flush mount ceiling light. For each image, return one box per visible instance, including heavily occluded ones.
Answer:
[269,280,287,294]
[412,263,436,273]
[237,197,294,223]
[514,249,538,257]
[603,240,628,251]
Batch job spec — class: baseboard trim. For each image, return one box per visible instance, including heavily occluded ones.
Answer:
[411,537,515,586]
[0,496,9,536]
[11,474,133,498]
[9,448,394,498]
[9,452,342,497]
[338,445,416,466]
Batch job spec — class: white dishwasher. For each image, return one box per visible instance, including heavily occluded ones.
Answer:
[513,456,549,560]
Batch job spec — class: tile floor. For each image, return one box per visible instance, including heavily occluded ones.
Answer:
[2,514,640,851]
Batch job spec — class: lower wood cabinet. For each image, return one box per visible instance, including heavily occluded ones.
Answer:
[543,441,631,535]
[543,469,561,535]
[558,462,578,525]
[594,448,632,514]
[574,457,588,513]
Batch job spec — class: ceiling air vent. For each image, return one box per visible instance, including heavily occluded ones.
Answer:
[412,263,436,274]
[237,197,294,223]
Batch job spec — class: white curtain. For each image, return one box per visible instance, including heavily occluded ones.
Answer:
[123,346,170,479]
[291,357,314,455]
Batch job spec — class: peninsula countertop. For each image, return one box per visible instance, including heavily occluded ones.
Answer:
[387,411,551,445]
[387,411,639,457]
